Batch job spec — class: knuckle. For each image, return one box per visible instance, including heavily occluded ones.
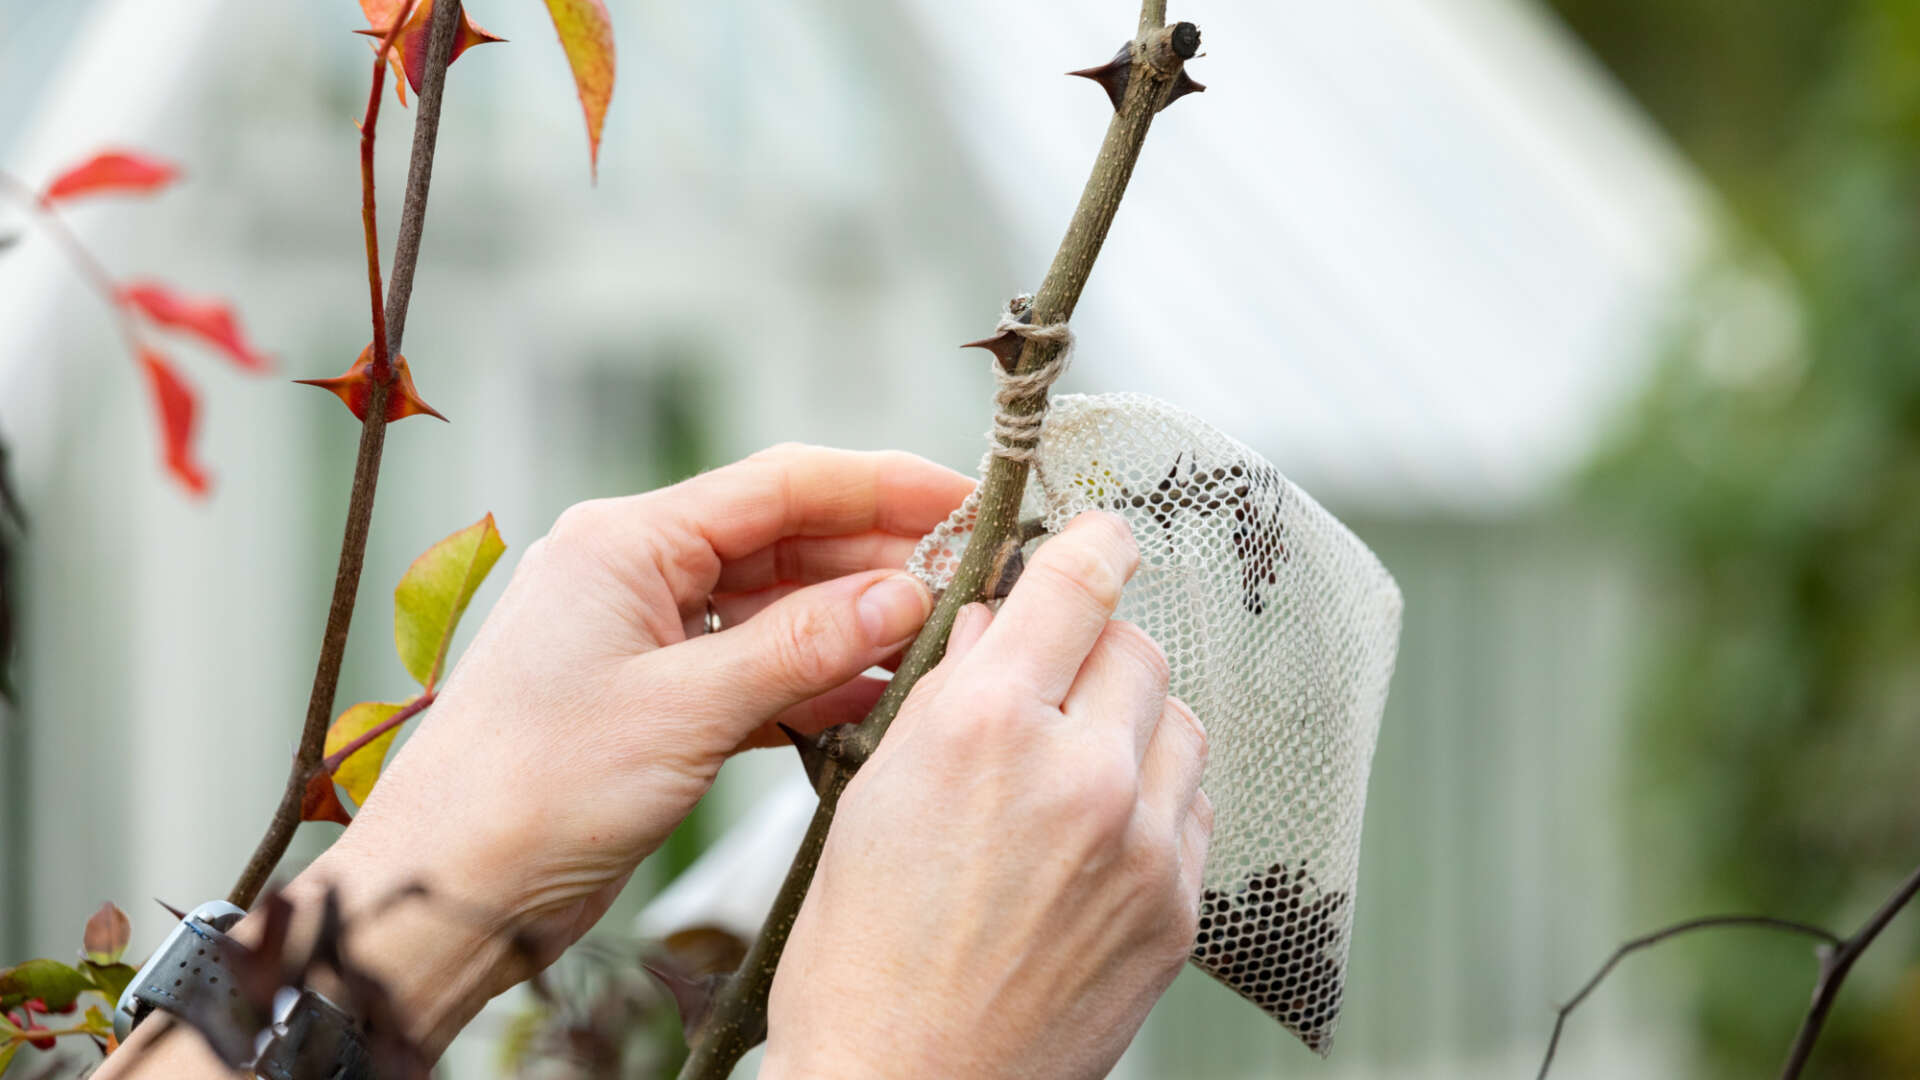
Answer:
[1064,747,1138,833]
[1030,539,1126,614]
[748,441,814,466]
[545,499,622,561]
[1165,696,1209,766]
[1103,621,1171,690]
[766,602,848,690]
[1192,787,1216,836]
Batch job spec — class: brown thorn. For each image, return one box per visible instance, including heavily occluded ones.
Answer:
[641,961,725,1044]
[155,898,188,921]
[1066,43,1133,113]
[960,330,1025,372]
[988,537,1026,600]
[776,722,835,794]
[1166,69,1206,108]
[1068,35,1205,114]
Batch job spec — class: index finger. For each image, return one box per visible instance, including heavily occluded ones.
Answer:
[965,511,1139,707]
[671,444,975,557]
[556,444,974,605]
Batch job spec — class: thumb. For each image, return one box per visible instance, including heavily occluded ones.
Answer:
[665,568,933,740]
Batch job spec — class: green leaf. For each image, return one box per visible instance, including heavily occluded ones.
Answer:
[0,1040,19,1076]
[80,962,135,1007]
[394,514,505,688]
[0,958,91,1011]
[323,701,408,806]
[82,901,130,965]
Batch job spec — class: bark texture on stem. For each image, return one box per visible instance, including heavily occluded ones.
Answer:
[228,0,465,910]
[675,14,1201,1079]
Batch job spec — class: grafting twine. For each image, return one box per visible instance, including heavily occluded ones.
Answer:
[987,297,1073,464]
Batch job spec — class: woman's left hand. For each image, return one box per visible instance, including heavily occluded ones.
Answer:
[292,444,970,1051]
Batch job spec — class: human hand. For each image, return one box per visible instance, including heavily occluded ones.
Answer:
[290,445,972,1050]
[765,512,1213,1080]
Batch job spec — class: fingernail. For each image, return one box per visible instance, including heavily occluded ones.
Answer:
[858,573,932,646]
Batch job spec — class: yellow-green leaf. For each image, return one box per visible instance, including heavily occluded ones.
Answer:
[81,1004,113,1037]
[323,701,407,806]
[542,0,615,178]
[0,1041,19,1076]
[394,513,505,688]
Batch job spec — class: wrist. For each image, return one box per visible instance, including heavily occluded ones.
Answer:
[234,834,527,1060]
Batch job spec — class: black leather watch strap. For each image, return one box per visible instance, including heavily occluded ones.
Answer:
[114,901,376,1080]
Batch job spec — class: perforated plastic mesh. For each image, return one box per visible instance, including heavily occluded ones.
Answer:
[909,393,1402,1054]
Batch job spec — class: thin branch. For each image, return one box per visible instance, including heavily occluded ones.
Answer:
[0,171,143,355]
[359,0,419,383]
[228,0,465,909]
[1536,915,1840,1079]
[1778,862,1920,1079]
[1538,860,1920,1080]
[674,11,1202,1078]
[320,691,437,773]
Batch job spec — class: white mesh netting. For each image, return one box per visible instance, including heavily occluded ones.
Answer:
[908,393,1402,1054]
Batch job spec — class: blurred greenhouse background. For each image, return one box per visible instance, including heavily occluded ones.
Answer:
[2,0,1916,1077]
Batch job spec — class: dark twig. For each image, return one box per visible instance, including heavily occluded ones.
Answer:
[674,9,1203,1078]
[1536,915,1839,1079]
[1777,862,1920,1078]
[228,0,463,910]
[1537,861,1920,1080]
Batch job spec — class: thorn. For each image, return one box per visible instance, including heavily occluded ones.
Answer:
[1166,69,1207,109]
[1068,38,1205,114]
[777,722,836,794]
[1067,43,1133,113]
[989,539,1026,601]
[641,962,725,1043]
[155,898,188,921]
[960,330,1025,372]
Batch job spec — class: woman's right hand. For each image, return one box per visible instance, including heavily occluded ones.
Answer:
[765,511,1213,1080]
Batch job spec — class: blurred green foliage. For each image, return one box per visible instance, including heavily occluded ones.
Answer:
[1559,0,1920,1074]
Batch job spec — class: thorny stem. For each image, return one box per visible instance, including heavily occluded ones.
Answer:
[1536,860,1920,1080]
[675,11,1202,1078]
[228,0,464,910]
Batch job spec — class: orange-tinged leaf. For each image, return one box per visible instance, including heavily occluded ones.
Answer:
[137,349,210,496]
[121,282,272,373]
[81,903,130,966]
[294,345,446,424]
[323,701,407,806]
[355,0,504,96]
[301,770,353,825]
[542,0,615,178]
[42,150,179,203]
[395,514,505,687]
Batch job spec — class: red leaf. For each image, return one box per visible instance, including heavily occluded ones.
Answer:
[542,0,616,178]
[295,345,446,424]
[300,771,353,826]
[137,349,211,496]
[121,282,272,373]
[42,151,179,204]
[356,0,504,97]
